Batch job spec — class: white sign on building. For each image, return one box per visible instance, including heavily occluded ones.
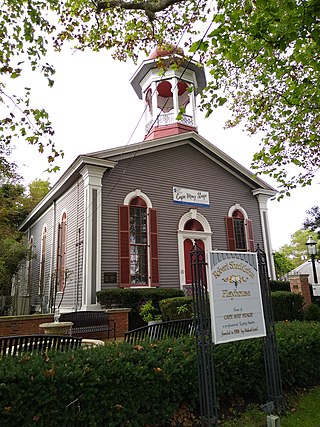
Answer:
[173,186,209,207]
[208,251,266,344]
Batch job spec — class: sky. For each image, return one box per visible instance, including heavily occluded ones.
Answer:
[9,48,320,251]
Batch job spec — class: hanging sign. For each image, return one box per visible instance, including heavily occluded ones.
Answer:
[208,251,266,344]
[173,186,209,207]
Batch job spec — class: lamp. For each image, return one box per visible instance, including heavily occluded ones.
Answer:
[306,236,318,285]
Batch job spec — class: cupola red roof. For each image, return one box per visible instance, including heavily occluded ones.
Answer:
[148,45,184,59]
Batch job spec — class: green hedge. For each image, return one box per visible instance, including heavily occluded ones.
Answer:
[2,322,320,425]
[269,280,291,292]
[272,291,305,321]
[97,288,185,329]
[159,297,193,320]
[97,288,184,311]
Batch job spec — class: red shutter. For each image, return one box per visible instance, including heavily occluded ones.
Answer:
[149,208,159,287]
[225,216,236,251]
[246,219,255,252]
[119,205,130,287]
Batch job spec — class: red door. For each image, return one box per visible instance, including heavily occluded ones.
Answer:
[184,239,204,284]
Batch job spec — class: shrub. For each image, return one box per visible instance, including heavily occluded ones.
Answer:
[139,300,162,322]
[159,297,193,320]
[269,280,290,292]
[272,291,305,321]
[97,288,185,329]
[2,322,320,425]
[97,288,184,310]
[304,303,320,321]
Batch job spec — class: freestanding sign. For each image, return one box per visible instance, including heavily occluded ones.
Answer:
[208,251,266,344]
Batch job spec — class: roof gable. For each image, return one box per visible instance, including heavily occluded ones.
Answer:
[85,131,276,192]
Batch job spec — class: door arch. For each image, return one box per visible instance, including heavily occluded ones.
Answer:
[177,209,212,290]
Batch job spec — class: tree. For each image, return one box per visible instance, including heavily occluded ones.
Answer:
[279,229,319,269]
[304,206,320,238]
[273,251,295,280]
[1,0,319,195]
[0,178,50,307]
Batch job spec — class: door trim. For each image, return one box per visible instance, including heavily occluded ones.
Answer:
[177,209,212,290]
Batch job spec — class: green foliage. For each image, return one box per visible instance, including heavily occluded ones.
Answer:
[276,321,320,388]
[2,322,320,425]
[139,300,162,322]
[97,288,184,311]
[159,297,193,320]
[0,1,63,176]
[97,288,185,328]
[1,0,319,192]
[304,206,320,239]
[0,337,198,427]
[199,0,320,196]
[272,291,305,321]
[304,303,320,322]
[273,252,295,280]
[0,178,50,301]
[279,228,319,268]
[269,280,290,292]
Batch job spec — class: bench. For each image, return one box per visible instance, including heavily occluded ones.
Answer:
[59,311,116,339]
[0,335,82,356]
[124,318,194,345]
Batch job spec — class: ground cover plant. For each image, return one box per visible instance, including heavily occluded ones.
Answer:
[221,385,320,427]
[1,321,320,426]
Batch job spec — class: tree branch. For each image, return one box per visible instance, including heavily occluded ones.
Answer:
[96,0,186,15]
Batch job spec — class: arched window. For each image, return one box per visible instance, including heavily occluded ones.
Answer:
[39,225,47,295]
[119,190,159,287]
[27,236,34,296]
[225,205,254,252]
[56,212,67,292]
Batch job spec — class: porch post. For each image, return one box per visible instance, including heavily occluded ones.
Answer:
[80,165,106,311]
[252,189,277,280]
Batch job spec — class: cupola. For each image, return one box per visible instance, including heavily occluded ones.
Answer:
[130,45,206,140]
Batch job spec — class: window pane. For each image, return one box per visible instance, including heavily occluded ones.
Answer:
[130,205,147,284]
[130,245,147,284]
[233,218,246,250]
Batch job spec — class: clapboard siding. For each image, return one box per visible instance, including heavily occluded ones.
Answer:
[25,179,84,312]
[28,206,54,311]
[55,180,84,310]
[101,143,263,288]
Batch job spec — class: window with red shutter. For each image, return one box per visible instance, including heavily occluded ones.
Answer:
[119,193,159,287]
[225,208,255,252]
[119,205,130,287]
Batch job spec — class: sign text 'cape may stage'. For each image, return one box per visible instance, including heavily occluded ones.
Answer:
[208,251,266,345]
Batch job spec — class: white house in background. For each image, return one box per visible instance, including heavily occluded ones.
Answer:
[289,260,320,285]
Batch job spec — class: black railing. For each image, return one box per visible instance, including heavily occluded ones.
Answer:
[124,318,194,344]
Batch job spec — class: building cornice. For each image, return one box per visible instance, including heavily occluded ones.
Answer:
[19,156,116,231]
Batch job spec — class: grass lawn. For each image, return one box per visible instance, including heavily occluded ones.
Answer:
[221,386,320,426]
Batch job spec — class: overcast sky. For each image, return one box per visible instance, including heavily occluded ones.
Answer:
[9,49,320,251]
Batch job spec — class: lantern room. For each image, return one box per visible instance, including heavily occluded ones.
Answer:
[130,46,206,140]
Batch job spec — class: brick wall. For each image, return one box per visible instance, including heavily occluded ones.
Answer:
[0,309,131,339]
[289,274,312,306]
[0,314,54,337]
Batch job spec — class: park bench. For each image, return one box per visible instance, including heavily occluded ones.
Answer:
[0,334,82,356]
[124,318,194,344]
[59,310,116,339]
